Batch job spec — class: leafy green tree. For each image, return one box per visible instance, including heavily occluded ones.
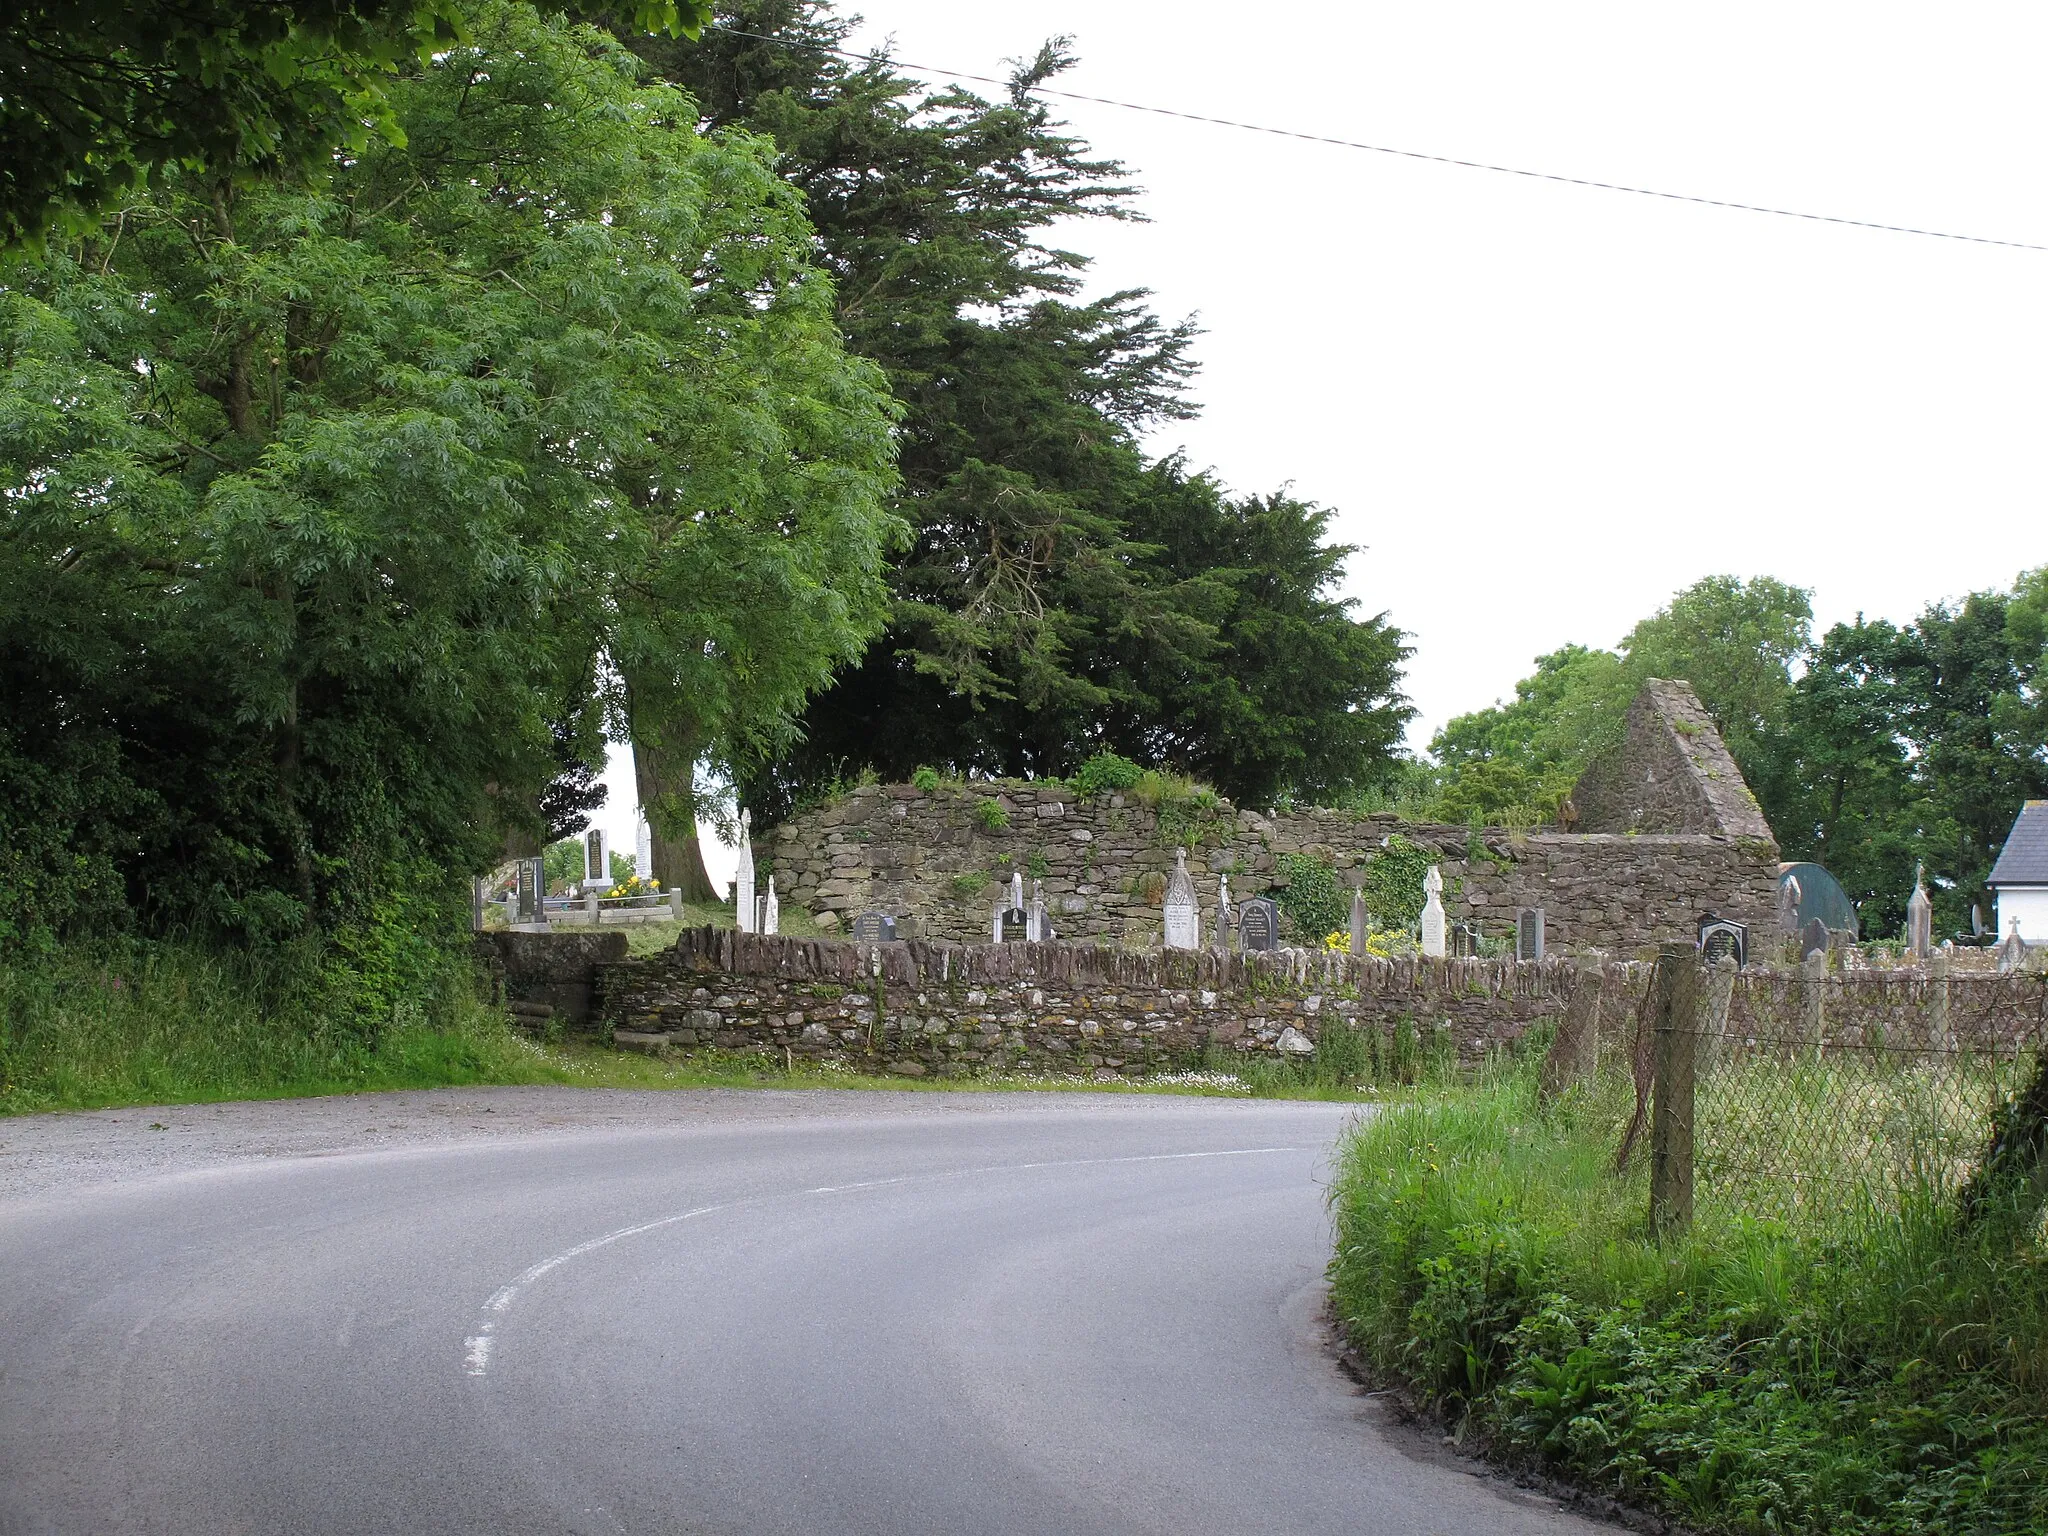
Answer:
[641,5,1408,814]
[0,3,892,949]
[0,0,710,249]
[1432,577,1810,824]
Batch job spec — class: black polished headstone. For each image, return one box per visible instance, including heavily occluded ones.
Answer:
[1698,911,1748,966]
[850,911,897,943]
[1238,897,1280,951]
[1516,907,1545,962]
[998,906,1028,940]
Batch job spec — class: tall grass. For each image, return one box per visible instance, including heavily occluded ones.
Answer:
[0,939,546,1114]
[1329,1064,2048,1534]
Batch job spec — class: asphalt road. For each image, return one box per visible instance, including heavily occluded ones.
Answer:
[0,1089,1615,1535]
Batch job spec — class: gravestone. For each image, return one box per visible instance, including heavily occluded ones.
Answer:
[759,877,779,937]
[1026,879,1054,942]
[1419,865,1447,959]
[1777,872,1802,933]
[992,872,1028,942]
[1348,886,1370,957]
[851,910,897,944]
[1998,921,2028,975]
[1161,848,1200,951]
[518,857,547,927]
[1216,873,1235,948]
[1516,907,1545,962]
[634,816,652,882]
[582,827,608,892]
[1905,863,1933,959]
[1799,917,1830,961]
[1238,897,1280,952]
[734,809,756,935]
[1698,911,1749,967]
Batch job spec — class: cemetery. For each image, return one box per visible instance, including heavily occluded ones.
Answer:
[760,679,1781,956]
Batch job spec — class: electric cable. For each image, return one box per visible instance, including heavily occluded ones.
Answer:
[708,23,2048,254]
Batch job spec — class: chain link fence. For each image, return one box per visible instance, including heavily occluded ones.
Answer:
[1608,951,2048,1228]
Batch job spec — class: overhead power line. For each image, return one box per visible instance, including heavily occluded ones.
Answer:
[709,23,2048,254]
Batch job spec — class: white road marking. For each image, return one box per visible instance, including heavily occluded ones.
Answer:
[462,1146,1307,1377]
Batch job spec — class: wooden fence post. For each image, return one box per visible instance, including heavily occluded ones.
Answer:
[1651,942,1700,1238]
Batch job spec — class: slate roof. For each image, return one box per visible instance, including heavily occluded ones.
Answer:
[1988,801,2048,887]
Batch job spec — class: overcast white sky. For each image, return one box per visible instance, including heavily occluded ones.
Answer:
[604,1,2048,886]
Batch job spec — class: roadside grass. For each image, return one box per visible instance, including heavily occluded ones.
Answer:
[1328,1063,2048,1535]
[2,939,1430,1115]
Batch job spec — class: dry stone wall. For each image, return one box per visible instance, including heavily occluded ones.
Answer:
[763,787,1777,954]
[597,928,1629,1075]
[761,680,1778,954]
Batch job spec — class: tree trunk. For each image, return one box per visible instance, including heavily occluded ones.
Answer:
[629,703,718,904]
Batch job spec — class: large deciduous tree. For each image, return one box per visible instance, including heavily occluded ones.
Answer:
[0,1,894,949]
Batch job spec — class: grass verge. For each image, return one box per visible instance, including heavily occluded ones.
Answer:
[1,939,1424,1114]
[1328,1065,2048,1534]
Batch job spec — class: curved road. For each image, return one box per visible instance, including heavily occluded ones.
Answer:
[0,1089,1610,1535]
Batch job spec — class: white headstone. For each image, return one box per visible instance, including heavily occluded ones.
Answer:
[761,876,779,936]
[1420,865,1447,958]
[635,813,652,882]
[1905,863,1933,959]
[1217,873,1233,947]
[734,808,756,934]
[1163,848,1200,950]
[1027,879,1049,942]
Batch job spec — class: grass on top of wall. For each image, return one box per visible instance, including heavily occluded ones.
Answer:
[1328,1065,2048,1535]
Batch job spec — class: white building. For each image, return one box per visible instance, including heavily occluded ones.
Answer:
[1989,800,2048,941]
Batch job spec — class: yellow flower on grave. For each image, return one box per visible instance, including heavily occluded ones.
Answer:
[1324,930,1351,952]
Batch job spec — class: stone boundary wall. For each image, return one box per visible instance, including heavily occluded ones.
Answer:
[763,785,1777,954]
[596,928,1638,1076]
[473,930,627,1025]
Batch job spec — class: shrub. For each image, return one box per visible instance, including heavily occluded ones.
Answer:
[1360,834,1436,928]
[1274,852,1347,939]
[1330,1072,2048,1536]
[1072,751,1143,797]
[973,798,1010,831]
[911,766,941,791]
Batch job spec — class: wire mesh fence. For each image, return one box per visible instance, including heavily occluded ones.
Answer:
[1617,953,2048,1225]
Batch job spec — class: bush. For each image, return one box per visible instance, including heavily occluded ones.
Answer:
[1072,751,1143,797]
[911,765,941,791]
[1274,852,1348,939]
[973,798,1010,831]
[1360,833,1436,928]
[1329,1071,2048,1535]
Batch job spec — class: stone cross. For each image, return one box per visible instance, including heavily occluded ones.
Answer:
[1998,920,2028,975]
[1905,862,1933,959]
[1420,865,1446,958]
[734,809,756,934]
[760,876,779,936]
[1162,848,1200,950]
[1349,885,1369,957]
